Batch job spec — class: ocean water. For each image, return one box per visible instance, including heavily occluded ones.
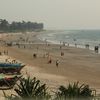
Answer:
[38,30,100,51]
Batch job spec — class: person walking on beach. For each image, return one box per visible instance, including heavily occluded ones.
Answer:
[56,59,59,67]
[48,57,52,64]
[61,51,64,56]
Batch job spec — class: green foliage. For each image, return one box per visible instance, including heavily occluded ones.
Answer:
[55,81,93,100]
[14,76,51,100]
[3,78,98,100]
[0,19,43,32]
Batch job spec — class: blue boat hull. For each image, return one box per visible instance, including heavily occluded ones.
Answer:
[0,63,25,74]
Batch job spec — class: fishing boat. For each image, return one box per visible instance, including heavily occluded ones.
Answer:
[0,63,25,74]
[0,74,22,90]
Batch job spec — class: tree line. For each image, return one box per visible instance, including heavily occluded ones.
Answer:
[0,19,44,32]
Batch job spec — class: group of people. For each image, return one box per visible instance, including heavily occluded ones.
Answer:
[47,56,60,67]
[5,58,18,64]
[0,50,8,55]
[4,50,8,55]
[32,51,62,68]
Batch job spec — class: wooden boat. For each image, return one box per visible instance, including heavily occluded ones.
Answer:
[0,74,22,90]
[0,63,25,74]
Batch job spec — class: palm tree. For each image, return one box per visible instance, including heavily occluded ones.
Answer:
[55,82,94,100]
[14,76,51,100]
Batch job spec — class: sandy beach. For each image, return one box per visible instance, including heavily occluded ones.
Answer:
[0,32,100,98]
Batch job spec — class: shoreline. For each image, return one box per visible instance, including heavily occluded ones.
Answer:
[37,30,100,53]
[1,31,98,54]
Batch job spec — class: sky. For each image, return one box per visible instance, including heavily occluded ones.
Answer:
[0,0,100,30]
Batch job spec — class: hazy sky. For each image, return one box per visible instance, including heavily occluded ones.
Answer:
[0,0,100,29]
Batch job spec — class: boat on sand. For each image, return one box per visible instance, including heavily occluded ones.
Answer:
[0,63,25,74]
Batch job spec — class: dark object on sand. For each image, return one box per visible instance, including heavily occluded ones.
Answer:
[61,52,64,56]
[33,53,37,58]
[6,42,12,46]
[48,59,52,64]
[0,52,2,55]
